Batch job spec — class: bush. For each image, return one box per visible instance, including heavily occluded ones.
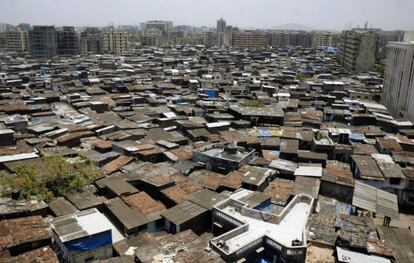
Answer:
[241,100,265,107]
[375,64,385,77]
[297,73,310,81]
[0,156,101,201]
[0,33,5,48]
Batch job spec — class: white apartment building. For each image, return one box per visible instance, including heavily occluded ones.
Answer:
[311,31,333,48]
[5,28,29,52]
[103,26,128,55]
[381,42,414,120]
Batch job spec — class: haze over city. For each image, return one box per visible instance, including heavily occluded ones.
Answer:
[1,0,414,30]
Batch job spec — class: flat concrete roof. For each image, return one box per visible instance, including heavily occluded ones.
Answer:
[212,190,314,254]
[222,200,310,250]
[202,147,252,162]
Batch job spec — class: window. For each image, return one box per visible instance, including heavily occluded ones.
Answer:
[156,219,164,228]
[389,178,401,185]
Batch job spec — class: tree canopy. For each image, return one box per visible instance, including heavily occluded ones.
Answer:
[375,64,386,78]
[297,72,310,81]
[0,156,101,202]
[0,33,5,48]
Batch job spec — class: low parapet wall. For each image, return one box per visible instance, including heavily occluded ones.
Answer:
[210,193,314,260]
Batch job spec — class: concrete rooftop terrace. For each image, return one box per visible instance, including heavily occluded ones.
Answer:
[211,191,314,256]
[203,147,250,162]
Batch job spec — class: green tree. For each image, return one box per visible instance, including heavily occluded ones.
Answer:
[0,156,101,201]
[0,33,5,48]
[375,64,386,78]
[241,100,265,108]
[297,73,310,81]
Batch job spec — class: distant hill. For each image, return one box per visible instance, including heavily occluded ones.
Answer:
[273,23,315,31]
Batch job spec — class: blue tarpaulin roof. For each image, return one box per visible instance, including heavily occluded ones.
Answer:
[204,89,218,97]
[259,129,271,137]
[65,230,112,251]
[325,46,338,53]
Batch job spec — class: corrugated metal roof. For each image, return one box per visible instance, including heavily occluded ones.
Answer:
[352,181,399,219]
[0,152,39,163]
[161,200,207,225]
[294,166,322,177]
[104,197,148,229]
[52,208,124,243]
[376,190,399,219]
[48,197,78,217]
[352,181,377,213]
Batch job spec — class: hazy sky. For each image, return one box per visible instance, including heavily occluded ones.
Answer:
[1,0,413,30]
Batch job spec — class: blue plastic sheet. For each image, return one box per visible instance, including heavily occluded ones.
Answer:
[65,230,112,251]
[205,89,218,97]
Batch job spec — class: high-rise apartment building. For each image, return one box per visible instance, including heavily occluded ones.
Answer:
[376,30,405,62]
[203,31,216,47]
[216,18,226,36]
[166,30,186,45]
[270,31,312,48]
[102,26,128,54]
[289,31,312,48]
[311,31,333,48]
[377,31,405,49]
[221,32,233,47]
[57,26,78,56]
[271,31,290,47]
[141,21,173,34]
[80,28,103,54]
[5,28,29,52]
[18,23,31,32]
[381,42,414,120]
[231,32,269,49]
[29,26,57,58]
[0,23,14,33]
[183,32,204,46]
[217,18,226,46]
[404,31,414,42]
[140,29,164,47]
[338,30,377,73]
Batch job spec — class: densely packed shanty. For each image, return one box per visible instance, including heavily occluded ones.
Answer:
[0,45,413,263]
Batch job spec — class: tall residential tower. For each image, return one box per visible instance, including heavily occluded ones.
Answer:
[29,26,57,58]
[5,28,29,52]
[57,26,78,56]
[103,26,128,54]
[381,42,414,121]
[338,30,377,73]
[217,18,226,46]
